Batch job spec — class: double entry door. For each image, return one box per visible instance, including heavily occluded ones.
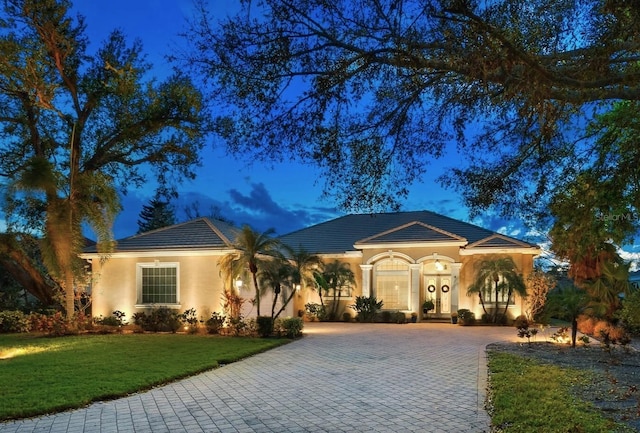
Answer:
[423,275,451,315]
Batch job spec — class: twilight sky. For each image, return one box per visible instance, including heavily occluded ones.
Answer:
[73,0,531,243]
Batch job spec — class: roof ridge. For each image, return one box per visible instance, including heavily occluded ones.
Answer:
[202,217,236,247]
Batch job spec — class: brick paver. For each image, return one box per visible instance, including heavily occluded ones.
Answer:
[0,323,518,433]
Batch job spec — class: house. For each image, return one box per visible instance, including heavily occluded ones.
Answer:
[83,210,540,323]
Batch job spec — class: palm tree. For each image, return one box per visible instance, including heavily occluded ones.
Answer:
[219,225,283,316]
[316,260,356,321]
[547,284,593,348]
[468,256,527,323]
[585,259,630,320]
[285,245,323,293]
[18,160,119,318]
[258,258,293,319]
[280,245,323,319]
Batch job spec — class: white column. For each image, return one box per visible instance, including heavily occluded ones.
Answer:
[360,264,373,297]
[410,264,421,313]
[451,263,462,313]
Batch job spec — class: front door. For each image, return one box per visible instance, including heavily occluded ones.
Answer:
[424,276,452,316]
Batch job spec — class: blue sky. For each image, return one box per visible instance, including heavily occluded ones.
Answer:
[73,0,532,243]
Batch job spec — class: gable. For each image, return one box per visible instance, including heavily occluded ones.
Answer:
[466,234,533,249]
[84,217,238,253]
[355,221,467,247]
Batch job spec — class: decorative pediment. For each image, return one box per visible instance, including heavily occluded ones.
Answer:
[355,221,467,246]
[466,234,533,249]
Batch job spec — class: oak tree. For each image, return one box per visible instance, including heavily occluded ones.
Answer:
[0,0,207,316]
[181,0,640,217]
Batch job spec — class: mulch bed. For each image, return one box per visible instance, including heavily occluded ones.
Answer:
[487,340,640,431]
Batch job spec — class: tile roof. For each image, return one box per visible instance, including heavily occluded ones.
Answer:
[279,210,538,254]
[84,218,239,253]
[466,234,534,249]
[355,221,466,245]
[83,210,539,255]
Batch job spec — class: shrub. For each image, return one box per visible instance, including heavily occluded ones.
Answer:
[593,320,627,345]
[256,316,274,337]
[516,321,538,346]
[394,311,406,324]
[422,299,435,312]
[457,309,476,326]
[577,315,597,335]
[205,312,226,334]
[132,312,147,327]
[550,326,570,344]
[342,312,351,322]
[71,313,94,332]
[179,308,199,334]
[275,317,304,338]
[350,295,383,323]
[244,318,258,336]
[0,310,30,333]
[617,290,640,335]
[28,311,70,336]
[133,308,181,333]
[512,315,529,329]
[95,315,121,327]
[94,310,127,329]
[226,316,248,336]
[379,310,392,323]
[304,303,326,321]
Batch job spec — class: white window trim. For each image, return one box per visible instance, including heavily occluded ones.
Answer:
[135,262,181,308]
[374,259,411,311]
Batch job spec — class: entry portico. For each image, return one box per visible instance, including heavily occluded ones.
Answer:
[282,211,540,321]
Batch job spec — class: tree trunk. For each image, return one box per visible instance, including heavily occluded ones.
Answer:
[0,255,59,306]
[501,288,513,323]
[330,288,341,320]
[274,287,297,320]
[571,318,578,348]
[271,284,280,319]
[45,200,77,318]
[494,280,500,323]
[478,292,488,317]
[252,270,261,316]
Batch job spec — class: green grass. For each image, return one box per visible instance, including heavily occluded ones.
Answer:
[0,333,288,421]
[487,351,632,433]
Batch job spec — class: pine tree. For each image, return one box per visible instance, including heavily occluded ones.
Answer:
[137,196,176,234]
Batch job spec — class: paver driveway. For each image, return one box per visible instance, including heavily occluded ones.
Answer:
[1,322,518,433]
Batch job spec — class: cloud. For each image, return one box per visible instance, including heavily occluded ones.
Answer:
[471,213,531,239]
[112,183,342,237]
[227,182,340,235]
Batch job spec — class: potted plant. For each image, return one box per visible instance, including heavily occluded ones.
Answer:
[451,312,458,324]
[410,312,418,323]
[422,299,435,314]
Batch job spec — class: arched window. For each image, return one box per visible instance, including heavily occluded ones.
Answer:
[374,259,410,310]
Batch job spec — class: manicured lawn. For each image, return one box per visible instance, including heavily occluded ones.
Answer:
[487,352,631,433]
[0,333,289,421]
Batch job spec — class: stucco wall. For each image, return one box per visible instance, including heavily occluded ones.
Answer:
[91,253,296,322]
[91,254,225,321]
[459,253,535,319]
[293,248,537,321]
